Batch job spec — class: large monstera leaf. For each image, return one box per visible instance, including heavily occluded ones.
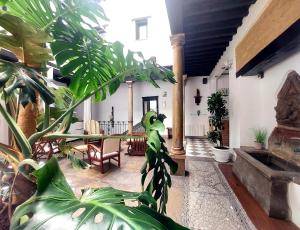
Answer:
[105,41,176,90]
[11,158,187,230]
[51,19,175,101]
[141,111,178,214]
[5,0,106,34]
[0,61,55,106]
[51,19,114,100]
[0,13,53,65]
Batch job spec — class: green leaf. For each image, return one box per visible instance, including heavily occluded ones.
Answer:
[0,13,53,65]
[51,20,114,100]
[141,111,178,214]
[0,103,32,158]
[0,0,8,6]
[0,61,55,106]
[11,157,187,230]
[0,142,22,170]
[151,120,165,132]
[6,0,107,33]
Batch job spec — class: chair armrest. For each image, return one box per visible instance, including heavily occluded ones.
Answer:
[88,144,102,153]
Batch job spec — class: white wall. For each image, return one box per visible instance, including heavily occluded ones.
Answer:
[102,0,172,67]
[185,77,210,136]
[92,80,173,135]
[91,77,211,137]
[216,75,229,90]
[210,0,300,226]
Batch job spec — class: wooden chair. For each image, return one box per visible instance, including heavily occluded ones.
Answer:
[32,138,64,160]
[127,132,147,156]
[87,137,121,173]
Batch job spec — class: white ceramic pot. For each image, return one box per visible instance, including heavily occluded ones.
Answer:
[212,147,231,163]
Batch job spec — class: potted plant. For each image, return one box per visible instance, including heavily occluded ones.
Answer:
[253,128,267,150]
[207,91,230,162]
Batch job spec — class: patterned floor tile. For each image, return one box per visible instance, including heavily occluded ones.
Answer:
[186,138,214,158]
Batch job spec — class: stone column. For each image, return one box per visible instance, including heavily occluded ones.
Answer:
[127,81,134,134]
[170,33,186,176]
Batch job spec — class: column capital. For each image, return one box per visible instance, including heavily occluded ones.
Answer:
[170,33,185,47]
[126,81,134,87]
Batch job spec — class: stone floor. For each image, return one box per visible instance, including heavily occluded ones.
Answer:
[60,138,254,229]
[183,158,255,230]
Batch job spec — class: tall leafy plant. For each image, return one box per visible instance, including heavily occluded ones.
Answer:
[207,91,228,148]
[141,111,177,214]
[10,157,187,230]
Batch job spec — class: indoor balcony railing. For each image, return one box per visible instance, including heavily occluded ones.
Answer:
[99,121,128,135]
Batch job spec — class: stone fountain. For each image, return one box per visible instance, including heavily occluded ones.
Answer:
[233,71,300,220]
[269,70,300,166]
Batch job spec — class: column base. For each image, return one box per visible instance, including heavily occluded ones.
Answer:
[170,153,186,176]
[171,147,185,155]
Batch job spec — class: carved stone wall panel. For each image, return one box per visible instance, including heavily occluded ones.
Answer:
[269,71,300,166]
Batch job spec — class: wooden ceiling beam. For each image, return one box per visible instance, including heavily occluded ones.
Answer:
[183,8,249,27]
[186,35,233,43]
[184,0,255,17]
[184,19,242,33]
[185,38,231,47]
[184,44,227,52]
[186,28,237,40]
[165,0,183,34]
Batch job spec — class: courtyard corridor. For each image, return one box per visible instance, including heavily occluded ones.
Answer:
[60,138,255,230]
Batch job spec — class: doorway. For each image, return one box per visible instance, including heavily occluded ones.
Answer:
[142,96,159,115]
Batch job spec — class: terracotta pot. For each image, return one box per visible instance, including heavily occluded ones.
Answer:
[212,147,231,163]
[254,142,265,150]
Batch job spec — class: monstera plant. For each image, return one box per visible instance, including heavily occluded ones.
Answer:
[10,158,186,230]
[141,111,177,214]
[0,0,185,229]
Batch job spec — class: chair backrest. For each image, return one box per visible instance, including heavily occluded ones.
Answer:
[85,120,100,134]
[102,138,120,154]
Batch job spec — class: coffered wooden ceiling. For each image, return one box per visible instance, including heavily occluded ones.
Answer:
[165,0,256,77]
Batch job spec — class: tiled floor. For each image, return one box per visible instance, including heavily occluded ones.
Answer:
[60,138,254,229]
[186,138,213,158]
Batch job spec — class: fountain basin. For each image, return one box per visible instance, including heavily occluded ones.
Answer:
[233,147,300,219]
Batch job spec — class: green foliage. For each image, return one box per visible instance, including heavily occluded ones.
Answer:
[0,13,53,65]
[207,131,221,145]
[58,141,90,169]
[37,107,78,130]
[11,158,187,230]
[207,91,228,147]
[0,2,180,228]
[50,19,113,100]
[253,128,267,144]
[5,0,106,34]
[0,0,8,6]
[51,19,175,100]
[141,111,178,214]
[0,61,55,106]
[0,103,32,158]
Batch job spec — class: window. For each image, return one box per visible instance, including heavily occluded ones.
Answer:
[142,96,159,115]
[135,18,148,40]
